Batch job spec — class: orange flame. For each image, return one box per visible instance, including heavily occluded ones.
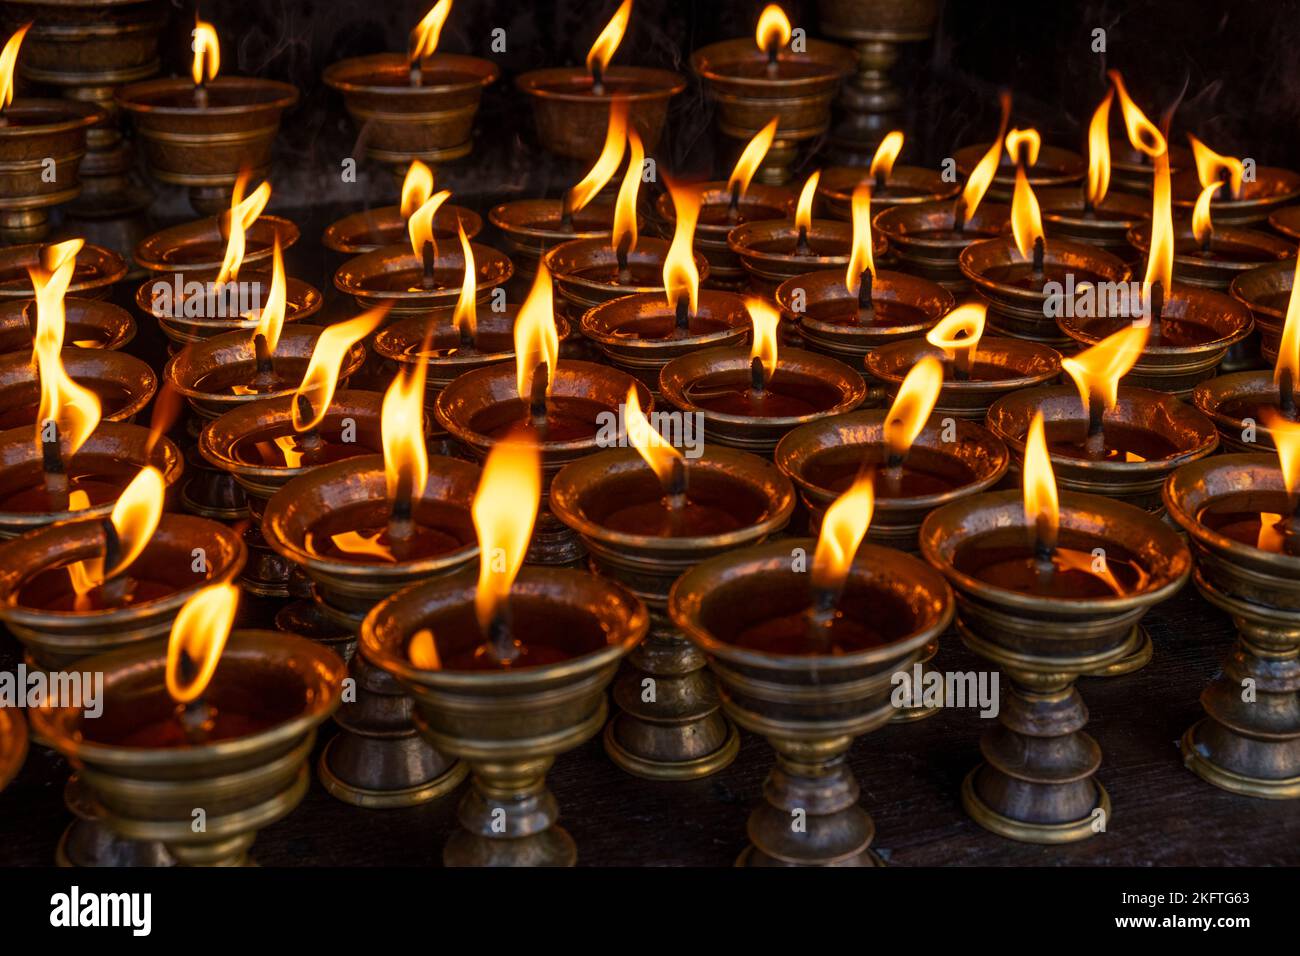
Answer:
[1,23,32,111]
[925,302,986,372]
[728,117,779,200]
[165,582,238,704]
[1191,181,1222,245]
[1265,411,1300,497]
[410,0,453,63]
[565,99,628,216]
[1188,134,1244,201]
[810,470,874,595]
[756,4,792,53]
[611,127,644,256]
[67,465,166,607]
[409,628,441,669]
[191,17,220,86]
[869,131,905,183]
[1005,128,1041,167]
[1275,250,1300,393]
[291,305,389,432]
[663,181,701,317]
[454,221,477,339]
[1023,410,1059,552]
[884,356,943,460]
[1107,71,1166,158]
[1010,162,1044,260]
[1144,150,1175,291]
[514,263,560,401]
[747,297,780,382]
[625,383,680,487]
[845,182,875,296]
[381,359,429,505]
[472,436,541,632]
[249,236,286,355]
[400,160,434,220]
[408,189,451,259]
[31,243,101,457]
[795,170,820,233]
[586,0,633,76]
[1060,323,1149,418]
[215,175,271,286]
[1087,90,1114,207]
[962,92,1011,220]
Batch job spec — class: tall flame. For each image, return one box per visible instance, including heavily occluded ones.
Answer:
[884,356,943,460]
[611,128,644,256]
[472,437,541,632]
[1060,324,1149,418]
[291,305,389,432]
[565,99,628,215]
[454,221,477,339]
[514,263,560,401]
[869,131,905,183]
[1143,150,1175,291]
[663,181,701,317]
[1107,71,1166,157]
[31,243,101,457]
[1022,410,1059,553]
[1191,181,1222,245]
[381,361,429,505]
[1188,134,1244,201]
[1265,411,1300,498]
[586,0,633,76]
[756,4,792,53]
[410,0,453,63]
[1275,250,1300,393]
[1,23,32,112]
[250,236,286,355]
[747,297,780,381]
[810,470,874,595]
[400,160,434,220]
[191,17,220,86]
[728,117,779,200]
[845,182,875,296]
[795,170,820,233]
[1086,90,1113,207]
[165,582,238,705]
[1010,161,1044,260]
[408,189,451,259]
[962,91,1011,220]
[215,175,271,286]
[67,466,166,607]
[926,302,986,372]
[1005,128,1041,167]
[625,384,680,487]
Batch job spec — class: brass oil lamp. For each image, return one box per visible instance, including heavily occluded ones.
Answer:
[0,297,134,353]
[1232,256,1298,366]
[32,583,344,865]
[585,181,750,389]
[1164,428,1300,799]
[818,130,957,219]
[550,387,795,778]
[960,127,1130,345]
[0,23,101,242]
[117,17,298,214]
[954,94,1085,203]
[773,180,954,365]
[865,301,1062,420]
[1170,133,1300,227]
[1102,71,1192,194]
[261,356,482,809]
[658,298,867,456]
[362,436,649,865]
[670,475,954,864]
[652,118,795,290]
[326,1,498,177]
[921,413,1190,842]
[0,469,245,866]
[516,0,684,161]
[0,239,125,304]
[692,4,854,185]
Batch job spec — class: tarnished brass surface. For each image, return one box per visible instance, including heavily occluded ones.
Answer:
[136,269,321,345]
[544,237,708,315]
[0,347,156,424]
[1170,166,1300,226]
[0,296,135,353]
[489,199,617,282]
[655,183,794,288]
[0,241,125,302]
[1128,221,1294,290]
[872,200,1010,289]
[1192,370,1283,453]
[334,241,512,316]
[135,215,299,275]
[323,204,481,256]
[820,165,956,218]
[954,142,1085,202]
[1230,260,1295,365]
[0,98,101,241]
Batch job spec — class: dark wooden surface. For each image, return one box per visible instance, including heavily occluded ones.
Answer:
[4,581,1299,867]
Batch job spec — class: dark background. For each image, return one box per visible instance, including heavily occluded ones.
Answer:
[124,0,1300,217]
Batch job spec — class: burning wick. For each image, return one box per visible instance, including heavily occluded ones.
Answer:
[252,331,275,380]
[421,238,437,290]
[675,294,691,331]
[794,223,811,257]
[1032,510,1057,588]
[749,355,766,396]
[591,59,605,96]
[387,468,416,561]
[177,651,215,745]
[529,361,550,435]
[856,268,874,319]
[1148,279,1164,330]
[1084,390,1106,460]
[952,197,968,233]
[292,394,324,464]
[97,516,129,608]
[616,232,633,285]
[40,421,69,511]
[1031,235,1045,280]
[728,181,742,223]
[1280,367,1297,420]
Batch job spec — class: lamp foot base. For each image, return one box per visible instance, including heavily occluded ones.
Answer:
[443,825,577,867]
[318,735,467,809]
[961,765,1110,843]
[1081,627,1153,678]
[736,844,884,867]
[1181,720,1300,799]
[602,714,740,781]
